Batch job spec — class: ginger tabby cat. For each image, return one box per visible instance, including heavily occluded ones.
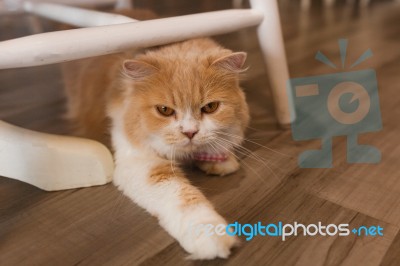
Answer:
[63,38,249,259]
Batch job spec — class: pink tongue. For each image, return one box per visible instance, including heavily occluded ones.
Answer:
[193,152,228,162]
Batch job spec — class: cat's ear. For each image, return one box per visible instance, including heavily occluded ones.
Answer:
[210,52,247,73]
[122,59,158,80]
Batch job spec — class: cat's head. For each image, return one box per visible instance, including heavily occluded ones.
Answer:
[117,39,249,160]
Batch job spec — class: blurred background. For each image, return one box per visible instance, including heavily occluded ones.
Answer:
[1,1,400,265]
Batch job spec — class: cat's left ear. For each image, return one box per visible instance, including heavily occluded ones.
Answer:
[122,59,159,80]
[210,52,247,73]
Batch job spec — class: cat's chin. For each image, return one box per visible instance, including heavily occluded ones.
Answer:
[173,144,231,162]
[167,143,217,161]
[173,146,200,159]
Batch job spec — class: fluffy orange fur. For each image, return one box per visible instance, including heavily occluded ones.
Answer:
[63,38,249,151]
[63,38,250,259]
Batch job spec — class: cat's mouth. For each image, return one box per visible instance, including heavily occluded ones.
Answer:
[172,135,234,162]
[192,152,228,162]
[172,143,229,163]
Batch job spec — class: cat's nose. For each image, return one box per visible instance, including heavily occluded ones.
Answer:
[182,130,198,139]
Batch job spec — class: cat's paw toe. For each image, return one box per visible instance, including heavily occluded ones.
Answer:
[183,224,239,260]
[196,157,240,176]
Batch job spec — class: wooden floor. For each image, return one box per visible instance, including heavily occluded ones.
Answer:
[1,0,400,265]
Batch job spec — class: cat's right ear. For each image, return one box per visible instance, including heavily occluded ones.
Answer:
[122,60,158,80]
[210,52,247,73]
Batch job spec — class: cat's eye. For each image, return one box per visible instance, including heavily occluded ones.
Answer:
[201,102,220,114]
[156,105,175,117]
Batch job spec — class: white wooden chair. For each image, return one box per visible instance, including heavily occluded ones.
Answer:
[0,0,292,191]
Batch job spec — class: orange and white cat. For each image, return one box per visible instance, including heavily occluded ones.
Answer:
[63,38,249,259]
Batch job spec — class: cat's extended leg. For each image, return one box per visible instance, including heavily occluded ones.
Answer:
[195,154,240,176]
[113,156,239,260]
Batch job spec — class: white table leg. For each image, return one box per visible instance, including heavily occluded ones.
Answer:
[250,0,294,126]
[0,120,114,191]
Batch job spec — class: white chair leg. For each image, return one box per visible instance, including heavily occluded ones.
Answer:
[0,120,114,191]
[324,0,336,7]
[232,0,244,9]
[360,0,371,8]
[115,0,133,9]
[26,15,43,34]
[301,0,312,10]
[0,8,262,68]
[249,0,294,126]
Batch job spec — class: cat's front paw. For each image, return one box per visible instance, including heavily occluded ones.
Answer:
[181,220,239,260]
[196,155,240,176]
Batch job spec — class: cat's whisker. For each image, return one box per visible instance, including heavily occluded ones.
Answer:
[213,138,280,181]
[232,143,275,168]
[217,136,284,169]
[212,140,269,185]
[215,131,290,157]
[208,141,257,180]
[212,139,259,175]
[108,190,127,221]
[234,146,286,175]
[217,132,291,157]
[215,136,268,162]
[235,145,286,170]
[245,125,265,132]
[208,142,229,162]
[170,146,178,179]
[212,144,261,182]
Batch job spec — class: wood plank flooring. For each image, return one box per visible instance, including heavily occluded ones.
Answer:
[1,1,400,265]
